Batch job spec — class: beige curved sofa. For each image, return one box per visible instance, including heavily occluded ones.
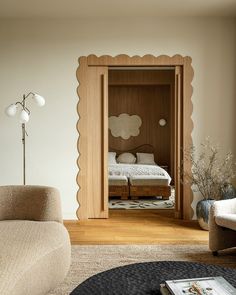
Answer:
[0,185,71,295]
[209,198,236,255]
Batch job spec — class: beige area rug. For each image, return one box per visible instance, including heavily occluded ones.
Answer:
[49,245,236,295]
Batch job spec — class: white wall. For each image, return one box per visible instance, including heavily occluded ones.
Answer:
[0,17,235,219]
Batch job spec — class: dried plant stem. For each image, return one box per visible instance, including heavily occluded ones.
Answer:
[182,138,236,200]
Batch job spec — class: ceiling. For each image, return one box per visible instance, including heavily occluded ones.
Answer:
[0,0,236,19]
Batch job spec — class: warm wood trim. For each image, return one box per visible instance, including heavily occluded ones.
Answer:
[76,57,88,220]
[76,60,109,220]
[76,54,194,220]
[87,54,186,66]
[174,66,182,218]
[183,58,194,219]
[108,69,174,85]
[101,73,108,211]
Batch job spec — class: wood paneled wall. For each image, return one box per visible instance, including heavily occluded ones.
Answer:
[108,70,175,178]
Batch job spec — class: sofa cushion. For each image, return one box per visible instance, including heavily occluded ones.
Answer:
[0,220,71,295]
[215,214,236,231]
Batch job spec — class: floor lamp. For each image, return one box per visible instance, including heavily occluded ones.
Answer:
[5,92,45,185]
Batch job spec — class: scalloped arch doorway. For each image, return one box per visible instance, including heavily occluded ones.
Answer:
[76,55,194,220]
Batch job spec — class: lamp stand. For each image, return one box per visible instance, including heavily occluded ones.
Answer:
[5,92,45,185]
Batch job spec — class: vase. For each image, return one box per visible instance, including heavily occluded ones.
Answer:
[220,184,236,200]
[196,199,215,230]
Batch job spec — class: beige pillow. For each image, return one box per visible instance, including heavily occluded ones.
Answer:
[117,153,136,164]
[136,153,156,165]
[108,152,117,164]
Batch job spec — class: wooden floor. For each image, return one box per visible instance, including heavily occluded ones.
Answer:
[64,209,209,245]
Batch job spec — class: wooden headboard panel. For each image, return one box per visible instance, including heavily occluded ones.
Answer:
[109,144,155,157]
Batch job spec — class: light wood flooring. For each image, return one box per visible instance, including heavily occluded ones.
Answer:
[64,209,209,245]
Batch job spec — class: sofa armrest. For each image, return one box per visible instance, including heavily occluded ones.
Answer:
[212,198,236,216]
[0,185,63,223]
[209,198,236,252]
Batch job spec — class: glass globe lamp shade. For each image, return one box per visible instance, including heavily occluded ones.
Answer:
[5,104,17,117]
[33,93,45,107]
[20,109,30,123]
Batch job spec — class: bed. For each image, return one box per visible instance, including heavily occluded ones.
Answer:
[108,144,172,200]
[108,175,129,200]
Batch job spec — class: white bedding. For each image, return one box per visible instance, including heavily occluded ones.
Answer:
[108,163,171,185]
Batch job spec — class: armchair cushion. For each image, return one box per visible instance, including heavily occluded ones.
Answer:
[0,220,71,295]
[215,214,236,231]
[213,198,236,215]
[209,198,236,253]
[0,185,71,295]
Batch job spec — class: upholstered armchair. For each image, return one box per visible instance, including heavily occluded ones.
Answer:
[209,198,236,255]
[0,185,71,295]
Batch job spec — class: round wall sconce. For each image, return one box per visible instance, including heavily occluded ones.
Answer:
[159,118,167,127]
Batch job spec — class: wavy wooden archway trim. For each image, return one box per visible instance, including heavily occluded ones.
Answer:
[76,54,194,220]
[86,54,189,67]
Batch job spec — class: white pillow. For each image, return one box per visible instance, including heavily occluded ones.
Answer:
[108,152,117,164]
[136,153,156,165]
[117,153,136,164]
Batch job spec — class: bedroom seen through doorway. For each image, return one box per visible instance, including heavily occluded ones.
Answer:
[107,68,175,216]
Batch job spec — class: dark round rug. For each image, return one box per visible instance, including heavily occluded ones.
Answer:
[70,261,236,295]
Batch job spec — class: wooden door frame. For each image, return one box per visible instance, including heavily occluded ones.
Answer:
[76,54,194,220]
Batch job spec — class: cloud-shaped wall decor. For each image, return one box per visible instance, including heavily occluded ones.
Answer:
[109,113,142,140]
